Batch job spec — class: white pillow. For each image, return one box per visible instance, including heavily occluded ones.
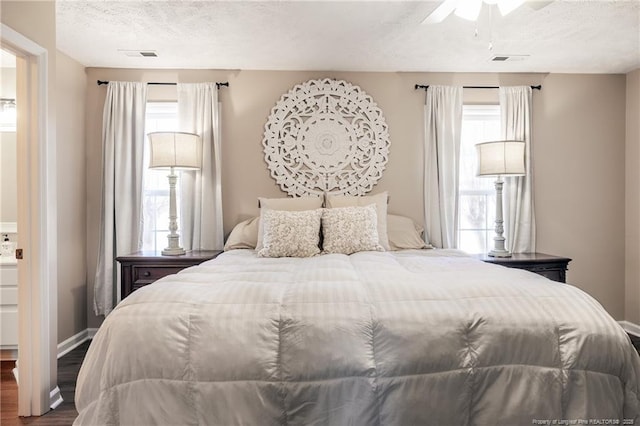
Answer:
[387,214,430,250]
[325,191,390,251]
[256,196,324,251]
[321,205,383,255]
[257,208,322,258]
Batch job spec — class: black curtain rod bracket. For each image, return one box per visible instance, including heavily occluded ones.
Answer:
[97,80,229,88]
[415,84,541,91]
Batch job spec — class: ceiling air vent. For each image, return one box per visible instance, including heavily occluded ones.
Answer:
[118,50,158,58]
[490,54,530,62]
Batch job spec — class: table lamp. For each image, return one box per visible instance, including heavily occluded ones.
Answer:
[148,131,202,256]
[476,140,526,257]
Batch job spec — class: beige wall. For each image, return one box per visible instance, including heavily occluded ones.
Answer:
[0,131,16,222]
[85,68,627,327]
[533,74,626,318]
[0,67,17,223]
[0,67,16,96]
[626,69,640,324]
[56,51,87,343]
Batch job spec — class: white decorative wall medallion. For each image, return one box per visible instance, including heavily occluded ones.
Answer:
[263,78,390,196]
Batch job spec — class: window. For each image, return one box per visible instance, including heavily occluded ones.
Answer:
[457,105,501,254]
[141,102,179,251]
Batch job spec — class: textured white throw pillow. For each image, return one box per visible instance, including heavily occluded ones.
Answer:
[257,208,322,258]
[325,191,390,251]
[322,204,383,255]
[256,196,324,252]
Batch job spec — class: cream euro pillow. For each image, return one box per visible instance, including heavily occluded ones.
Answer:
[256,196,324,252]
[257,196,324,211]
[321,205,383,255]
[387,214,430,250]
[257,208,322,258]
[325,191,390,250]
[224,217,259,251]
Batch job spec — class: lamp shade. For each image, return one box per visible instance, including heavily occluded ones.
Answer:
[476,140,526,177]
[148,132,202,170]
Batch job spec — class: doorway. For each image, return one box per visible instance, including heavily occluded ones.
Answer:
[0,24,57,417]
[0,48,18,360]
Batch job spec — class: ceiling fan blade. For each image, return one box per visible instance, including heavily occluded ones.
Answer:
[497,0,525,16]
[456,0,483,20]
[525,0,554,11]
[422,0,460,24]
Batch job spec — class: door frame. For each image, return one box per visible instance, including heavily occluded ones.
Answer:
[1,23,57,417]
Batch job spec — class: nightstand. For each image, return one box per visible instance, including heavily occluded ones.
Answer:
[117,250,222,299]
[476,252,572,283]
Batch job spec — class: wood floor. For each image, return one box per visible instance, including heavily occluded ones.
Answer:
[1,341,89,425]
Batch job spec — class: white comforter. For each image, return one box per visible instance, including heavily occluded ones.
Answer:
[75,249,640,425]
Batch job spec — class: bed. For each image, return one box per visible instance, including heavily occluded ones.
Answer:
[75,248,640,425]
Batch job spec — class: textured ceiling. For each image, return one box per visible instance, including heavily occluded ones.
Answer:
[56,0,640,73]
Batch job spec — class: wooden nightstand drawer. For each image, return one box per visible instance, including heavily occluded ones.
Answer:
[117,250,222,300]
[132,266,185,288]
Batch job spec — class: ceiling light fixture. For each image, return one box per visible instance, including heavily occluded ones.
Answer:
[0,98,16,112]
[118,50,158,58]
[423,0,525,24]
[0,98,16,131]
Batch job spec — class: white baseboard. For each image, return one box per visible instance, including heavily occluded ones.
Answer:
[7,328,98,411]
[57,329,90,359]
[618,320,640,337]
[50,327,100,409]
[3,328,96,362]
[57,327,98,358]
[50,386,63,410]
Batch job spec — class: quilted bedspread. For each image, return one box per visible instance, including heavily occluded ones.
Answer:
[75,249,640,425]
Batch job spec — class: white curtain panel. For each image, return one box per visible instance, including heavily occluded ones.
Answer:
[423,85,463,249]
[500,86,536,253]
[177,83,224,250]
[94,82,147,316]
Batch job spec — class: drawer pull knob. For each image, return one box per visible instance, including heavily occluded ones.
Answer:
[143,271,151,277]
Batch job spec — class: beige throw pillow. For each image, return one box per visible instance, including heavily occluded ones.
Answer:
[325,191,390,250]
[321,205,383,255]
[224,217,259,251]
[387,214,430,250]
[257,208,322,258]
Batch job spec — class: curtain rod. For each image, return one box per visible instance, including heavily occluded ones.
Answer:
[97,80,229,89]
[414,84,541,91]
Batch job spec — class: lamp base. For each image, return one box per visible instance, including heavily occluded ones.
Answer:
[161,247,186,256]
[162,232,185,256]
[488,249,512,258]
[161,169,187,256]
